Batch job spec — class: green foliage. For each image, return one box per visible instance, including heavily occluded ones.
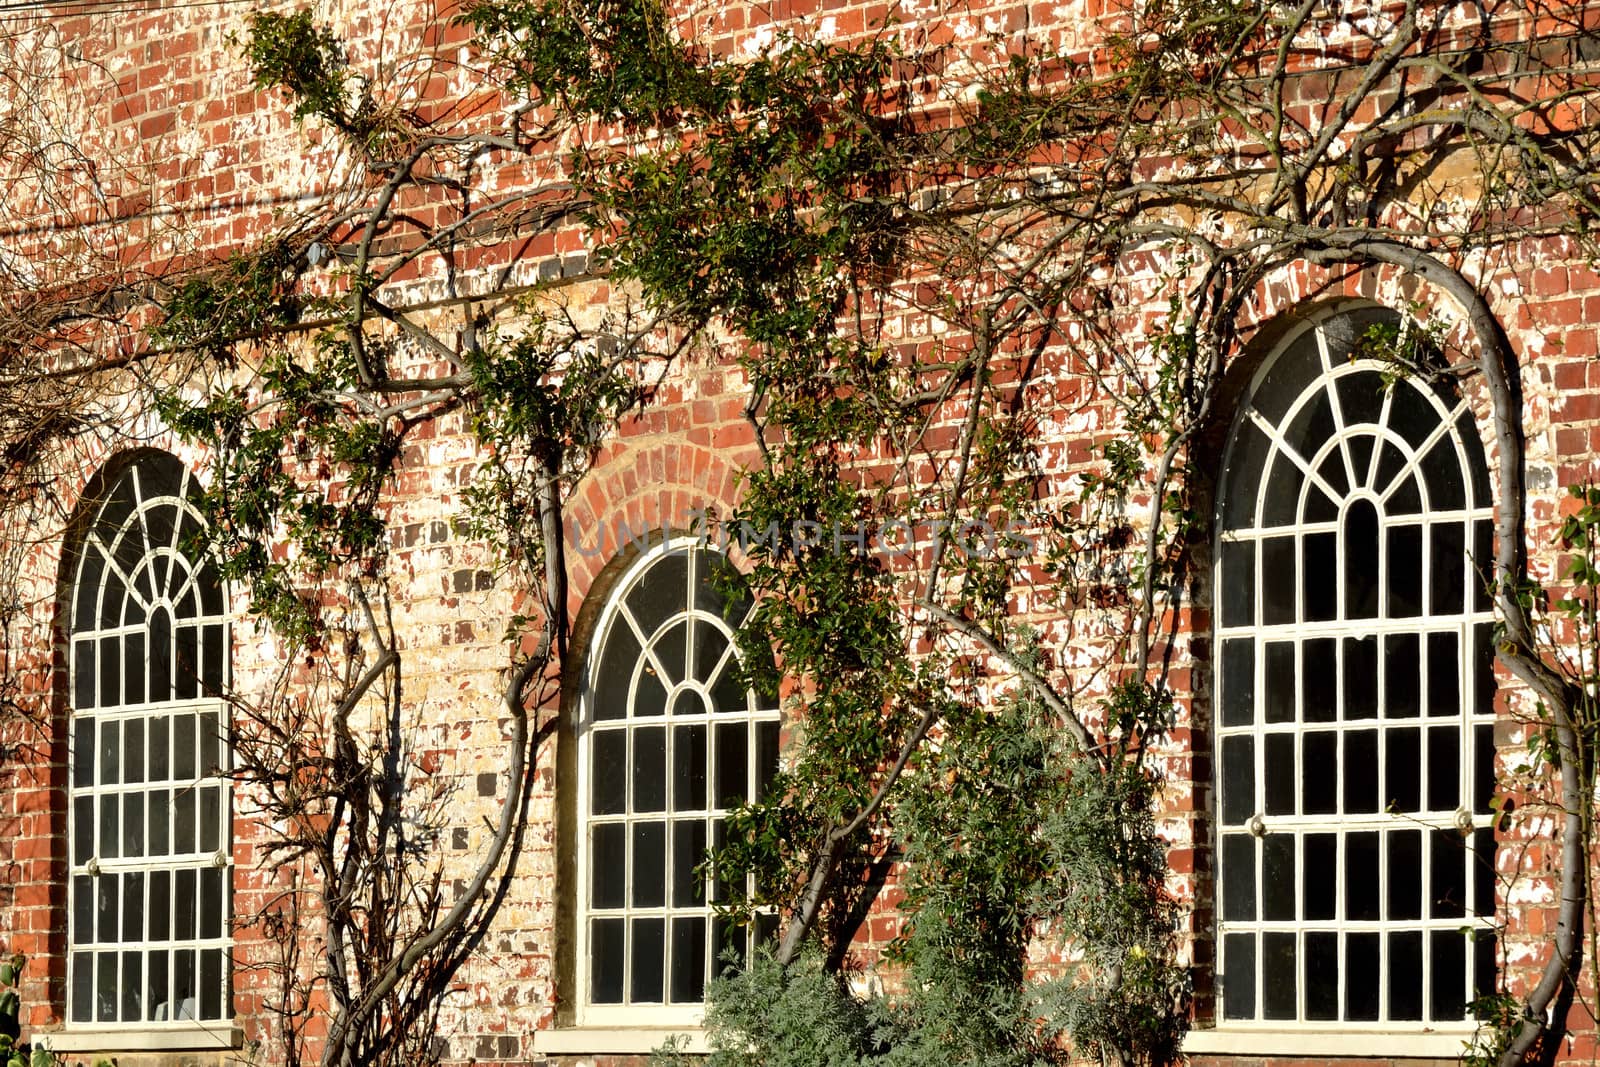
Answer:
[241,10,350,125]
[153,240,303,358]
[0,953,59,1067]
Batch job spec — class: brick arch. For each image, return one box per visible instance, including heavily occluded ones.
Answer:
[562,439,753,619]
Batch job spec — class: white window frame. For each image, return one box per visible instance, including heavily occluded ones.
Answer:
[574,537,780,1028]
[66,454,232,1037]
[1210,305,1496,1044]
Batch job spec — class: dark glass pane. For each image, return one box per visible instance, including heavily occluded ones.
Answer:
[1344,501,1380,618]
[1428,726,1461,811]
[1347,435,1376,488]
[148,790,170,859]
[176,868,196,939]
[712,914,747,976]
[1264,642,1294,723]
[175,713,196,780]
[1303,532,1338,622]
[74,717,94,784]
[1347,831,1380,920]
[199,623,222,702]
[1261,537,1296,625]
[591,730,626,815]
[149,608,172,703]
[595,622,642,720]
[201,867,224,939]
[174,788,196,854]
[1283,386,1335,465]
[1473,520,1494,610]
[1475,933,1498,1000]
[200,948,223,1019]
[175,625,200,701]
[1303,732,1337,815]
[1474,830,1497,915]
[99,794,120,860]
[149,716,169,781]
[1262,834,1295,921]
[1220,639,1254,727]
[1430,524,1466,615]
[633,667,669,719]
[756,721,780,800]
[200,710,222,775]
[591,824,626,909]
[633,726,666,813]
[174,949,195,1020]
[201,786,221,853]
[1303,481,1339,524]
[1431,930,1468,1022]
[74,639,96,710]
[1460,412,1491,505]
[696,549,753,625]
[651,622,690,688]
[1432,830,1467,919]
[670,917,708,1004]
[1303,834,1337,920]
[72,874,91,945]
[711,820,732,904]
[96,874,119,944]
[710,652,750,715]
[1220,834,1255,922]
[124,719,145,785]
[627,551,689,636]
[74,542,107,633]
[1220,417,1270,529]
[672,724,707,812]
[1389,930,1424,1020]
[1387,525,1423,617]
[124,793,144,858]
[99,636,120,708]
[1344,729,1382,812]
[99,719,120,786]
[1387,473,1422,516]
[1221,932,1256,1021]
[1262,932,1297,1020]
[122,951,142,1021]
[631,822,666,908]
[1374,441,1407,499]
[149,870,171,941]
[672,820,707,908]
[74,796,93,865]
[1428,632,1460,716]
[1315,449,1349,498]
[147,950,169,1023]
[71,952,92,1022]
[97,951,117,1021]
[692,619,729,689]
[1303,638,1336,722]
[1220,736,1254,825]
[1343,636,1377,719]
[1388,380,1442,450]
[630,918,666,1003]
[1419,436,1465,510]
[1385,634,1420,717]
[1306,931,1340,1020]
[125,631,146,708]
[1335,368,1388,427]
[1346,932,1381,1020]
[715,722,749,808]
[1387,830,1422,920]
[1261,452,1303,528]
[1386,727,1421,812]
[1473,623,1497,712]
[1219,540,1254,628]
[1474,724,1496,813]
[1264,733,1295,815]
[591,918,625,1003]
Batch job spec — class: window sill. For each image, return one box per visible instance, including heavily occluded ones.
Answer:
[531,1027,708,1055]
[1183,1026,1475,1058]
[40,1025,241,1053]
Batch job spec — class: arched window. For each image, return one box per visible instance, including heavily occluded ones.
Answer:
[68,453,231,1027]
[1213,307,1496,1028]
[576,539,780,1025]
